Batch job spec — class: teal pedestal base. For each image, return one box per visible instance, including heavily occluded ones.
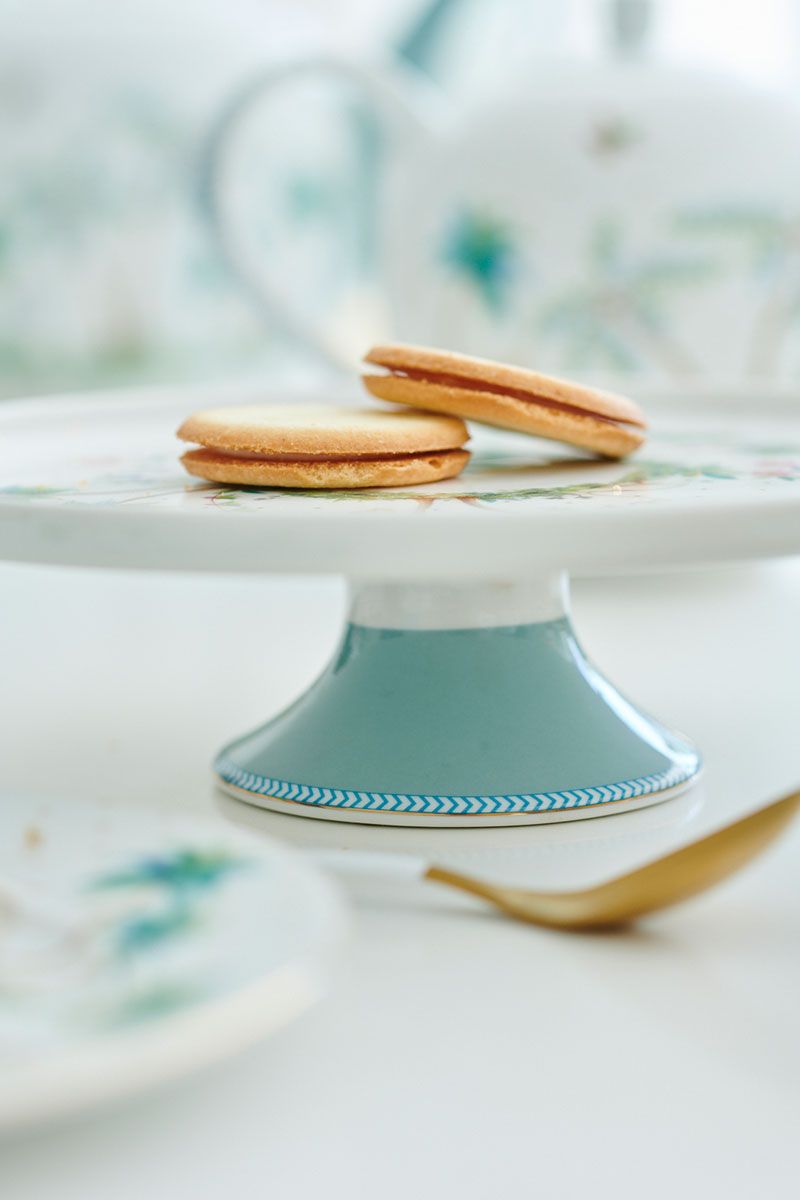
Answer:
[215,578,700,827]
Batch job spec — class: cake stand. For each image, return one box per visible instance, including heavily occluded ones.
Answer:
[2,384,799,827]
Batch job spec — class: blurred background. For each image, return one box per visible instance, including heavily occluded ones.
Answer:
[5,0,800,398]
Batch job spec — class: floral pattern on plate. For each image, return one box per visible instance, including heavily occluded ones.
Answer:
[1,420,799,512]
[0,793,345,1131]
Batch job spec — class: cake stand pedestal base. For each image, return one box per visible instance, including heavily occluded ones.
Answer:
[215,575,700,827]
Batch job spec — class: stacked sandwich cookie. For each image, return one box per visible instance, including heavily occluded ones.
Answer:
[362,344,647,459]
[178,404,470,489]
[178,346,646,489]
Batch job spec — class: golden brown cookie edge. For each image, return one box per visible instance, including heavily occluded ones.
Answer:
[362,375,645,458]
[177,404,469,456]
[364,343,646,429]
[180,446,471,489]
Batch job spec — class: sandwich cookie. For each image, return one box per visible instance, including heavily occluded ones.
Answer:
[178,404,470,489]
[362,343,646,458]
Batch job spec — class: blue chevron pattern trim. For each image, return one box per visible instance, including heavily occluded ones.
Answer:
[214,756,700,815]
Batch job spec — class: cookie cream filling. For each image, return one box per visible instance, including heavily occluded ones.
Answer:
[195,446,459,463]
[370,367,642,429]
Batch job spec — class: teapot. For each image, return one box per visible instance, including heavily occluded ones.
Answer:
[204,36,800,385]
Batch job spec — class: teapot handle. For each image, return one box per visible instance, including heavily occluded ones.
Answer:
[198,57,442,373]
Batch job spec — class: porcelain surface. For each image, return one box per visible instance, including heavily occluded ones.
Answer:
[3,562,800,1197]
[216,606,699,826]
[205,54,800,382]
[0,792,346,1132]
[0,385,799,577]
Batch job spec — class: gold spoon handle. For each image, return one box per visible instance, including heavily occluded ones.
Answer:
[429,788,800,929]
[307,787,800,930]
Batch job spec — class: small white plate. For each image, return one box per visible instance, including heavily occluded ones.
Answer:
[0,793,347,1134]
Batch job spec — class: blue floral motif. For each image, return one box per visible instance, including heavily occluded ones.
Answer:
[441,208,517,313]
[93,849,244,895]
[90,849,249,960]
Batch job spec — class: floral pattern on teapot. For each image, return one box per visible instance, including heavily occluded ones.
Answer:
[433,200,800,379]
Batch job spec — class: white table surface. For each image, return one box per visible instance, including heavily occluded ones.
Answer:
[1,559,799,1199]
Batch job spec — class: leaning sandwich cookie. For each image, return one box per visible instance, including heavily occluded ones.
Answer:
[362,343,646,458]
[177,404,470,489]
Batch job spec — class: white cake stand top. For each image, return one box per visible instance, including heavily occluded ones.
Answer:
[1,384,799,578]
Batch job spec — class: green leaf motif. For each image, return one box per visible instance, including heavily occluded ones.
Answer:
[539,217,715,375]
[115,905,195,956]
[100,983,200,1028]
[674,205,795,275]
[200,459,746,505]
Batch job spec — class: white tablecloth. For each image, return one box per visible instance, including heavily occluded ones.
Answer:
[2,561,799,1199]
